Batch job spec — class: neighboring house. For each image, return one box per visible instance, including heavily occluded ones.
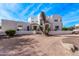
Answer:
[1,12,62,31]
[73,24,79,31]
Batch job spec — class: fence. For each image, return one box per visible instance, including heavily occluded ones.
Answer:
[16,31,33,35]
[49,31,73,35]
[0,30,73,36]
[0,31,33,35]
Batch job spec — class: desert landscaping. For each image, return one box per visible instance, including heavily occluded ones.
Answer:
[0,34,79,56]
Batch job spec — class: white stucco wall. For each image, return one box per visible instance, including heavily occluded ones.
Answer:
[28,16,40,25]
[1,19,30,31]
[0,30,73,36]
[16,31,33,35]
[49,15,62,31]
[0,31,33,35]
[49,31,72,35]
[16,21,30,31]
[1,20,17,31]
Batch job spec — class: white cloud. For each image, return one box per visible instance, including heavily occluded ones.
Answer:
[5,3,17,8]
[0,8,19,21]
[63,15,79,25]
[63,19,79,25]
[35,4,43,10]
[19,4,35,16]
[27,4,43,17]
[42,7,52,12]
[0,9,13,19]
[2,3,18,13]
[63,9,79,20]
[62,9,79,25]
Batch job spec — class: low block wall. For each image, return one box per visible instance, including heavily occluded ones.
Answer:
[0,30,73,36]
[0,31,33,35]
[49,31,73,35]
[0,31,6,35]
[16,31,33,35]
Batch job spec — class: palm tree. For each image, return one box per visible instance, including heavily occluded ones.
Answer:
[39,11,50,35]
[40,11,46,33]
[40,11,46,23]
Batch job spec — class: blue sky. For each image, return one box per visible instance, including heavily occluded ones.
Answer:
[0,3,79,27]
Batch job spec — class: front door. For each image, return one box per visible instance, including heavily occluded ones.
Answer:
[33,26,37,30]
[27,26,30,31]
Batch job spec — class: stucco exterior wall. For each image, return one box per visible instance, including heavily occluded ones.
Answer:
[49,31,72,35]
[49,15,62,31]
[1,20,30,31]
[28,16,40,25]
[1,20,17,31]
[16,21,30,31]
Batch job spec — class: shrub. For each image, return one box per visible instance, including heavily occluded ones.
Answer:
[45,25,50,36]
[62,27,69,31]
[46,27,50,33]
[5,30,16,37]
[54,28,58,31]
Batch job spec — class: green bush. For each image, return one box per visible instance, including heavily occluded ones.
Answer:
[45,25,50,36]
[62,27,69,31]
[54,28,58,31]
[5,30,16,37]
[46,27,50,33]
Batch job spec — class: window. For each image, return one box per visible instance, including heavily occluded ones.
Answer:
[55,26,59,31]
[40,21,43,25]
[33,26,37,30]
[27,26,30,31]
[54,19,58,22]
[17,25,23,31]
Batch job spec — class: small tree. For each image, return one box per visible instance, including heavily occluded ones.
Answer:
[44,24,50,35]
[5,30,16,37]
[39,11,51,36]
[40,11,46,22]
[62,27,74,31]
[62,27,69,31]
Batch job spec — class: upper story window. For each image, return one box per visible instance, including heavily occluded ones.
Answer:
[54,19,58,22]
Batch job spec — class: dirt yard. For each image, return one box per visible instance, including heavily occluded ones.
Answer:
[0,34,79,56]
